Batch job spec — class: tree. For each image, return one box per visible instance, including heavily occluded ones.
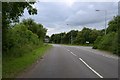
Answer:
[3,24,40,57]
[75,27,92,44]
[59,32,66,44]
[3,2,38,54]
[74,31,84,44]
[50,28,101,45]
[107,16,119,33]
[93,16,120,55]
[50,33,66,44]
[89,29,101,43]
[2,2,37,29]
[69,30,78,44]
[117,16,120,55]
[21,18,47,40]
[64,32,71,44]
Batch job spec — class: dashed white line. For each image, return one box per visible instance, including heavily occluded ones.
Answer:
[79,58,103,78]
[67,49,70,52]
[66,49,77,56]
[68,50,70,51]
[70,52,77,56]
[66,48,103,78]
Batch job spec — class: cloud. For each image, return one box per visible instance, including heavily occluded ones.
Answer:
[20,2,118,36]
[37,0,119,2]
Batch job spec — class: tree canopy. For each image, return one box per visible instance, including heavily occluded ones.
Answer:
[21,18,47,40]
[93,16,119,55]
[2,2,48,57]
[2,2,37,29]
[50,28,101,45]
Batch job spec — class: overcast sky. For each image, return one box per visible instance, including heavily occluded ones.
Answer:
[20,1,118,36]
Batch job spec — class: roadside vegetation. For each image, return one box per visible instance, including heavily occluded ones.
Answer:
[2,1,119,78]
[50,28,103,45]
[2,2,52,78]
[93,16,119,55]
[3,44,52,78]
[50,16,120,56]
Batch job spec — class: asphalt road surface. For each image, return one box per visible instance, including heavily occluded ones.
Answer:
[19,44,118,78]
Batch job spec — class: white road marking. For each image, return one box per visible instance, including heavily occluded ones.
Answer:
[66,49,77,56]
[79,58,103,78]
[66,48,103,78]
[70,52,77,56]
[67,49,70,52]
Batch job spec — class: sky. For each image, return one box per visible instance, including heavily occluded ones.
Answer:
[20,0,118,36]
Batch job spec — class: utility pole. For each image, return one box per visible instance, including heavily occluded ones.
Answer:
[71,30,73,44]
[61,33,62,44]
[105,10,107,35]
[96,10,107,35]
[67,24,73,44]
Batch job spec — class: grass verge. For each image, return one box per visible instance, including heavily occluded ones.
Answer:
[2,44,52,78]
[61,44,93,47]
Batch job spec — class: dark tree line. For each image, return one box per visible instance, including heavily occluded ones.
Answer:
[50,28,102,45]
[50,30,78,44]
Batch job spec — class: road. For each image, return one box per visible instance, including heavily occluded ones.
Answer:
[19,44,118,78]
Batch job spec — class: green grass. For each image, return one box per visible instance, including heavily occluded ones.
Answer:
[2,44,52,78]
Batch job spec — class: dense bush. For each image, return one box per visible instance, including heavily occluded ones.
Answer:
[93,16,119,55]
[92,36,102,49]
[3,19,46,57]
[3,24,38,57]
[112,33,118,54]
[2,2,40,57]
[93,32,117,52]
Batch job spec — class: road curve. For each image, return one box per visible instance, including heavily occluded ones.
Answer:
[18,44,118,78]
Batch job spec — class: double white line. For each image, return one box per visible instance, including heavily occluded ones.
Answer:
[66,49,103,78]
